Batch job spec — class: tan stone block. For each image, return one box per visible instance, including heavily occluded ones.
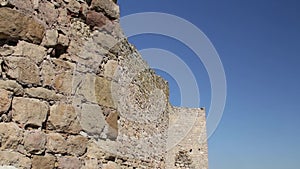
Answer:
[95,77,115,108]
[67,135,88,156]
[0,89,12,114]
[48,104,81,134]
[41,29,59,47]
[103,60,118,78]
[57,156,82,169]
[12,97,49,128]
[46,133,67,154]
[0,123,23,150]
[41,59,75,94]
[0,80,23,95]
[4,57,41,85]
[0,151,31,169]
[91,0,120,19]
[32,155,56,169]
[0,8,45,44]
[24,130,47,154]
[79,103,106,136]
[25,87,65,101]
[13,41,47,64]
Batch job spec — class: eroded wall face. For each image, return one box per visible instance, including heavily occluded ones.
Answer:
[0,0,169,168]
[0,0,207,168]
[166,107,208,169]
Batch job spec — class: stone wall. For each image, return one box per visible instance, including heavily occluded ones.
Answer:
[0,0,207,168]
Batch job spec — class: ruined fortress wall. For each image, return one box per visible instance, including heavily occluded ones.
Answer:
[0,0,207,168]
[166,107,208,169]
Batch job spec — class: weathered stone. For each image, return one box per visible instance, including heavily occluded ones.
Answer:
[41,29,59,47]
[48,104,81,134]
[4,57,41,85]
[0,89,12,114]
[25,87,65,101]
[13,41,47,64]
[83,159,99,169]
[0,8,45,44]
[86,11,110,28]
[46,133,67,154]
[85,141,106,159]
[12,97,49,128]
[0,151,31,169]
[38,0,58,26]
[57,156,82,169]
[57,34,69,47]
[24,130,47,154]
[103,161,120,169]
[0,80,23,95]
[67,135,88,156]
[103,60,118,78]
[79,103,106,136]
[32,155,56,169]
[0,45,13,56]
[41,59,75,94]
[67,0,81,14]
[0,123,23,150]
[95,77,115,108]
[91,0,120,19]
[32,0,39,9]
[92,31,118,50]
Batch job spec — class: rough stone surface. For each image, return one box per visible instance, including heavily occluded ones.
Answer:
[46,133,67,154]
[13,41,47,64]
[12,97,48,128]
[0,89,12,114]
[0,8,45,44]
[0,80,23,95]
[91,0,120,19]
[25,87,65,101]
[0,123,23,150]
[48,104,81,134]
[4,57,41,85]
[24,130,47,154]
[67,135,88,156]
[0,151,31,169]
[32,155,56,169]
[41,29,59,47]
[103,161,120,169]
[57,156,82,169]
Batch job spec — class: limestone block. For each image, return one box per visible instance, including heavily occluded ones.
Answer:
[83,159,100,169]
[95,77,115,108]
[25,87,65,101]
[41,29,59,47]
[0,151,31,169]
[0,8,45,44]
[0,89,12,114]
[67,135,88,156]
[24,130,47,154]
[13,41,47,64]
[32,155,56,169]
[46,133,67,154]
[0,123,23,150]
[103,60,118,78]
[92,31,118,50]
[0,80,23,95]
[91,0,120,19]
[48,103,81,134]
[57,156,82,169]
[12,97,49,128]
[4,57,41,85]
[41,59,75,94]
[79,103,106,136]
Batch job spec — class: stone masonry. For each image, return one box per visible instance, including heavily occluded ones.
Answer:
[0,0,208,168]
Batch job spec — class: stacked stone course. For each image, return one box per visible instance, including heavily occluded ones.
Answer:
[0,0,208,168]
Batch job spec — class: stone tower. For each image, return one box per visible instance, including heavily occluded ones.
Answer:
[0,0,208,168]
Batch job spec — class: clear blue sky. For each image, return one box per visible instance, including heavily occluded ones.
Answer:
[118,0,300,168]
